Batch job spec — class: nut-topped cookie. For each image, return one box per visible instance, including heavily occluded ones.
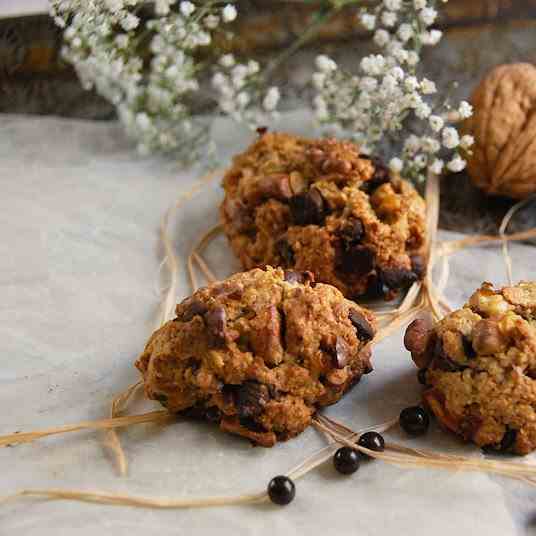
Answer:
[136,266,376,446]
[405,282,536,455]
[221,132,427,301]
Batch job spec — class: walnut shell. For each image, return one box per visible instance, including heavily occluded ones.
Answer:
[464,63,536,199]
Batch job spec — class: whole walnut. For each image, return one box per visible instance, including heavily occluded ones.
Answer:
[464,63,536,199]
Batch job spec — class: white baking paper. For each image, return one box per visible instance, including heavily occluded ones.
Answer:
[1,113,535,535]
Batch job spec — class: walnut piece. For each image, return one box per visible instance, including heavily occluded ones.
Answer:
[464,63,536,200]
[472,319,508,355]
[404,316,434,369]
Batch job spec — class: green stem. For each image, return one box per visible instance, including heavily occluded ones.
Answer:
[262,5,340,81]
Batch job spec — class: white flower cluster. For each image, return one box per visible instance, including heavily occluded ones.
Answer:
[211,55,280,128]
[360,0,444,66]
[313,0,473,181]
[50,0,237,159]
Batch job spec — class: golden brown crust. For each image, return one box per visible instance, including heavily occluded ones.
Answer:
[221,132,427,301]
[405,281,536,455]
[136,266,377,446]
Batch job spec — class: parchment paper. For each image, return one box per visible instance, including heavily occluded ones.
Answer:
[1,113,535,535]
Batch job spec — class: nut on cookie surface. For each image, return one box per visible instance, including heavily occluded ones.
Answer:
[221,132,427,301]
[136,266,376,446]
[405,282,536,454]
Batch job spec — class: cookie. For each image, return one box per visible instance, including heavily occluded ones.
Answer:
[221,132,427,301]
[136,266,376,446]
[405,281,536,455]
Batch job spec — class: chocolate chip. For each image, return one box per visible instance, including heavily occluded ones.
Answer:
[410,254,426,279]
[181,299,208,322]
[205,306,227,345]
[462,336,477,359]
[380,267,418,291]
[256,126,268,135]
[238,417,267,433]
[361,158,391,193]
[284,270,314,285]
[338,245,375,276]
[154,393,168,404]
[417,368,428,385]
[180,405,208,420]
[289,188,326,225]
[205,406,222,423]
[340,217,364,244]
[349,310,375,342]
[235,381,270,419]
[275,239,295,267]
[482,428,517,454]
[500,428,517,451]
[364,273,390,299]
[431,339,466,372]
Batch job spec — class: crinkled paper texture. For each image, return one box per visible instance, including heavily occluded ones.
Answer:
[1,113,535,535]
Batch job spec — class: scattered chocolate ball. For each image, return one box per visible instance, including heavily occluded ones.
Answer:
[400,406,430,437]
[267,475,296,505]
[357,431,385,458]
[333,446,361,475]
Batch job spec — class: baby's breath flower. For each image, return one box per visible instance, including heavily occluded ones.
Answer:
[179,1,195,17]
[115,34,129,49]
[421,137,440,153]
[121,13,139,31]
[155,0,174,16]
[204,14,220,29]
[381,11,397,27]
[419,7,437,26]
[220,54,235,68]
[247,60,260,75]
[263,87,280,111]
[360,13,377,30]
[374,29,391,47]
[460,134,475,150]
[442,127,460,149]
[420,78,437,94]
[385,0,402,10]
[430,159,444,175]
[389,157,404,172]
[406,51,419,66]
[222,4,237,23]
[415,154,427,168]
[447,155,467,173]
[421,29,443,45]
[51,0,239,160]
[415,102,431,119]
[404,76,419,91]
[316,55,337,73]
[429,115,444,132]
[458,101,474,119]
[405,135,421,153]
[414,0,427,8]
[105,0,123,13]
[397,23,413,42]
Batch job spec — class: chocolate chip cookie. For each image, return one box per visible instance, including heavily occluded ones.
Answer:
[221,132,427,301]
[405,281,536,455]
[136,266,376,446]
